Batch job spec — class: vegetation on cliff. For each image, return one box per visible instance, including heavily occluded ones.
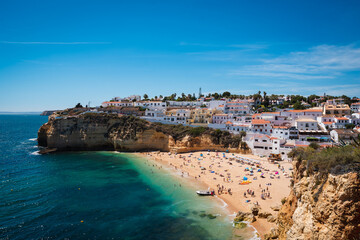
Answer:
[288,145,360,175]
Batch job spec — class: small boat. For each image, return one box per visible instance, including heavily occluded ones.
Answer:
[196,190,214,196]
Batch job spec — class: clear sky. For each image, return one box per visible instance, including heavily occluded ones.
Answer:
[1,0,360,111]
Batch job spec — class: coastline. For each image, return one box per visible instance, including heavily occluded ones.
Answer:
[133,151,293,239]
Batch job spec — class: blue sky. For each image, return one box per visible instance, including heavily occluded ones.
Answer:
[1,0,360,111]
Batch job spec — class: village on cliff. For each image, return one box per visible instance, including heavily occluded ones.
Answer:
[53,90,358,160]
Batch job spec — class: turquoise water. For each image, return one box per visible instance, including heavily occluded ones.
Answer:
[0,115,255,239]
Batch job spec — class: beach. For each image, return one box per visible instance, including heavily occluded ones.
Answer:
[135,151,293,238]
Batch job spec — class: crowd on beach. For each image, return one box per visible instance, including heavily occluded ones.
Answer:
[141,150,292,215]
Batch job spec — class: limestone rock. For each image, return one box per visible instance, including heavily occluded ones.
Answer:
[234,211,256,223]
[270,205,281,211]
[258,211,272,218]
[267,215,276,222]
[251,206,260,216]
[272,161,360,240]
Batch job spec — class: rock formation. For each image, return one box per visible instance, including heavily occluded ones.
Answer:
[38,112,249,153]
[267,159,360,240]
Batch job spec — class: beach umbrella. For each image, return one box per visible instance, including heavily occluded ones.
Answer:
[243,176,248,180]
[211,171,215,173]
[275,171,279,175]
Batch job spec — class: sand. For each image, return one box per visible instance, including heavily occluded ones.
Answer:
[134,151,293,239]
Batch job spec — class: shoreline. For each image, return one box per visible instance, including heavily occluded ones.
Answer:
[133,151,293,239]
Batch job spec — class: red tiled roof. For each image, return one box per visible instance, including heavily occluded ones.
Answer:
[273,126,288,129]
[288,110,305,113]
[304,109,322,112]
[262,112,280,114]
[336,117,349,120]
[252,119,271,125]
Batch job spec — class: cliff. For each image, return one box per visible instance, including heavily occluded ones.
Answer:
[38,112,249,153]
[267,146,360,240]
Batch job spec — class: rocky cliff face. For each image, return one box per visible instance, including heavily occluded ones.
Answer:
[38,112,248,153]
[272,160,360,240]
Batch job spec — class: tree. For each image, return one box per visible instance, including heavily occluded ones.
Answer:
[223,91,231,98]
[309,142,320,150]
[293,101,305,110]
[143,94,149,100]
[345,123,355,129]
[239,131,246,139]
[75,103,83,108]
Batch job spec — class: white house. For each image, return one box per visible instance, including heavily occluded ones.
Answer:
[250,119,272,134]
[351,102,360,113]
[144,109,165,118]
[281,110,305,120]
[244,133,284,157]
[101,101,133,108]
[224,101,251,115]
[304,108,323,118]
[272,126,291,140]
[134,101,166,109]
[333,117,350,128]
[212,114,232,124]
[209,100,226,110]
[295,118,318,131]
[226,122,250,134]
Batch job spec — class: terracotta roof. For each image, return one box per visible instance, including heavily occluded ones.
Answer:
[323,121,333,125]
[252,119,271,124]
[225,121,233,125]
[270,137,278,140]
[273,126,288,129]
[252,114,261,118]
[262,112,280,114]
[256,134,271,139]
[335,117,349,120]
[296,144,309,147]
[304,109,322,112]
[287,110,305,113]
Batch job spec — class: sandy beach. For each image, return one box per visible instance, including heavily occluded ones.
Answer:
[134,151,293,239]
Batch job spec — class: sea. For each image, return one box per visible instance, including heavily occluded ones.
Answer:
[0,114,257,240]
